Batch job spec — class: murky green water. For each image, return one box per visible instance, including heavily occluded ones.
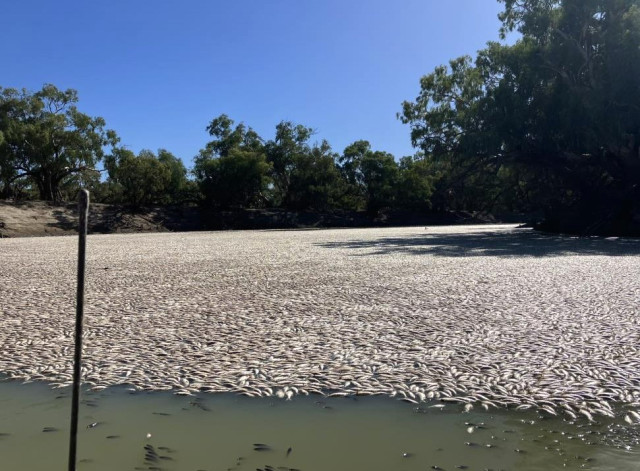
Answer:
[0,381,638,471]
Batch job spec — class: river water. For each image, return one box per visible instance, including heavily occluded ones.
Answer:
[0,380,638,471]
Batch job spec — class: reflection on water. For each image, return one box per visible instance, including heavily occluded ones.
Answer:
[0,380,638,471]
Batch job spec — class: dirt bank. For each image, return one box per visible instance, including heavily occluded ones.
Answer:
[0,200,498,238]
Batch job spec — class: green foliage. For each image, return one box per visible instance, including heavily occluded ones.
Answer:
[401,0,640,232]
[264,121,315,207]
[196,148,272,208]
[396,156,435,211]
[286,140,346,211]
[156,149,190,202]
[339,141,401,215]
[0,84,117,201]
[194,115,271,208]
[105,148,188,207]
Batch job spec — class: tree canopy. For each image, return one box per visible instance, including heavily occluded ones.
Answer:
[104,148,190,207]
[0,84,117,201]
[4,0,638,235]
[401,0,640,234]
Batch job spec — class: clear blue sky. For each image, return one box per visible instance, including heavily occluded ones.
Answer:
[2,0,509,169]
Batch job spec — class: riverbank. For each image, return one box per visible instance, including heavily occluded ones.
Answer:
[0,199,502,238]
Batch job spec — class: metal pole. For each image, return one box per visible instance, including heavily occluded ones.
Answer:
[68,189,89,471]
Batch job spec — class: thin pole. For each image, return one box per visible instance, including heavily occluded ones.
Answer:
[68,189,89,471]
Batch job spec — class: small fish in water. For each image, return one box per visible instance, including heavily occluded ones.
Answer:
[0,433,11,437]
[152,412,171,416]
[286,447,292,457]
[42,427,58,433]
[87,422,99,429]
[106,435,120,439]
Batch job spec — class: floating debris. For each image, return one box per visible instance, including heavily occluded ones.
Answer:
[0,227,638,419]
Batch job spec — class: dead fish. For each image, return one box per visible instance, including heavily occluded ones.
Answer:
[87,422,99,429]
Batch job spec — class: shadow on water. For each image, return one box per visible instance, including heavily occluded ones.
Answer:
[315,228,640,258]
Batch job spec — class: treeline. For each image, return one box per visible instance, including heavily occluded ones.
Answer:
[0,87,437,216]
[2,0,639,235]
[400,0,640,235]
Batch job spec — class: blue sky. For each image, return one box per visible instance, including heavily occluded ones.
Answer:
[2,0,509,169]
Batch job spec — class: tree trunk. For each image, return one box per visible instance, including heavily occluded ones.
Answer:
[35,170,63,202]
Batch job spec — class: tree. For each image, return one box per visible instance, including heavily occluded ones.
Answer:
[396,156,435,211]
[401,0,640,234]
[193,115,271,208]
[195,148,272,208]
[264,121,315,206]
[105,148,172,207]
[0,84,117,202]
[339,141,399,215]
[156,149,189,203]
[286,139,346,211]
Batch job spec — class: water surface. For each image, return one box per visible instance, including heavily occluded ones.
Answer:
[1,381,638,470]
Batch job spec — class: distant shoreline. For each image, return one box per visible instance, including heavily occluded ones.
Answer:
[0,200,508,238]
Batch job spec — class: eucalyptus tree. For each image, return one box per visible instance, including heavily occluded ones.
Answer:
[285,139,346,211]
[264,121,315,207]
[0,84,117,201]
[193,115,271,208]
[401,0,640,233]
[339,140,399,215]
